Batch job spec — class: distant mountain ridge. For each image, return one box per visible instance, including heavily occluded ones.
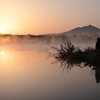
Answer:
[61,25,100,35]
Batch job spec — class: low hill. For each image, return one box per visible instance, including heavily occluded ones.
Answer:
[61,25,100,35]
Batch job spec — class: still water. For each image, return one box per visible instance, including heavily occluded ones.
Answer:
[0,44,100,100]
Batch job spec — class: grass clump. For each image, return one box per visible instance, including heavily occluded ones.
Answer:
[52,41,100,67]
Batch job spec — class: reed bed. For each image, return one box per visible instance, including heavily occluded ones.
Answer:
[52,41,100,67]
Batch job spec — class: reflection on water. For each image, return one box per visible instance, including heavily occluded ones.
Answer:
[0,44,100,100]
[1,51,5,55]
[54,51,100,84]
[94,68,100,83]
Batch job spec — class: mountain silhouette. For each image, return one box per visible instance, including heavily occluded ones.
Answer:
[61,25,100,35]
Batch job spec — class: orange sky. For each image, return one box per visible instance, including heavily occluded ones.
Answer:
[0,0,100,35]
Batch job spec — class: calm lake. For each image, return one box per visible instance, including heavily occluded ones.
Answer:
[0,43,100,100]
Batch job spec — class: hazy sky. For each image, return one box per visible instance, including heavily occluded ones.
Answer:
[0,0,100,34]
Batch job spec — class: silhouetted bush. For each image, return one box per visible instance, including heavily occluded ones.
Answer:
[52,41,100,67]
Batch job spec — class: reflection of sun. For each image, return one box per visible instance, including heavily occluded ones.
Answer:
[1,51,5,55]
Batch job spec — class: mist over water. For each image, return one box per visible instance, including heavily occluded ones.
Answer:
[0,34,96,53]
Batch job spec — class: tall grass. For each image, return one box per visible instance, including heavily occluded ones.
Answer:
[51,41,100,68]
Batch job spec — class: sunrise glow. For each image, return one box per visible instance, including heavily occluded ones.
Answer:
[0,0,100,35]
[0,29,5,33]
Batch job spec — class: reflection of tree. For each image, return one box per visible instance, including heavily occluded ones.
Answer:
[54,56,100,84]
[93,68,100,83]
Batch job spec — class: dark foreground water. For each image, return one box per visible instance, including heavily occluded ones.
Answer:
[0,44,100,100]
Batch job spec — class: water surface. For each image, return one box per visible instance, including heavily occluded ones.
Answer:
[0,44,100,100]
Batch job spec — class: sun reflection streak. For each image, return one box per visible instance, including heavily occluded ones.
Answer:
[1,51,5,55]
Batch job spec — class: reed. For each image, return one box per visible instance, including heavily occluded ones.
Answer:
[52,41,100,67]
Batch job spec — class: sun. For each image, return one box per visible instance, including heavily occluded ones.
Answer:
[0,29,5,33]
[1,51,5,55]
